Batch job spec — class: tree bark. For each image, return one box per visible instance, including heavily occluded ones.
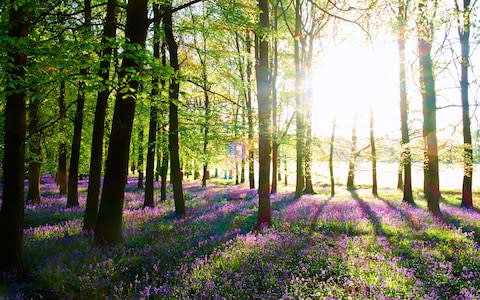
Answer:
[137,126,144,189]
[0,0,29,275]
[459,0,473,208]
[246,31,255,189]
[83,0,117,230]
[164,1,185,217]
[56,81,68,196]
[255,0,272,228]
[346,118,357,190]
[271,2,279,194]
[27,97,42,204]
[418,0,441,216]
[294,0,304,198]
[398,1,414,204]
[67,0,91,208]
[144,4,161,208]
[94,0,149,245]
[329,118,336,197]
[370,109,378,197]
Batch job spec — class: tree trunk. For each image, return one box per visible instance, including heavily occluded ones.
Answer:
[294,0,304,198]
[164,1,185,217]
[284,156,288,186]
[67,0,91,208]
[83,0,117,230]
[459,0,473,208]
[418,0,441,216]
[56,81,68,196]
[398,1,414,204]
[144,4,161,208]
[271,2,278,194]
[246,31,255,189]
[397,163,403,190]
[329,118,336,197]
[94,0,149,245]
[255,0,272,229]
[137,126,144,189]
[370,109,378,197]
[0,1,29,275]
[27,97,42,204]
[347,118,357,190]
[160,124,169,202]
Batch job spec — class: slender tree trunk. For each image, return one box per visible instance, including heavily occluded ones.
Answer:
[144,4,161,208]
[284,156,288,186]
[155,139,161,182]
[56,81,68,195]
[294,0,304,198]
[277,153,281,181]
[246,31,255,189]
[397,163,403,190]
[370,109,378,197]
[27,97,42,204]
[418,0,441,216]
[459,0,473,208]
[255,0,272,228]
[398,1,414,204]
[329,118,336,197]
[271,2,279,194]
[94,0,149,245]
[0,1,29,275]
[164,1,185,217]
[160,124,169,202]
[201,49,210,187]
[347,118,357,190]
[67,0,91,208]
[84,0,117,230]
[137,127,144,189]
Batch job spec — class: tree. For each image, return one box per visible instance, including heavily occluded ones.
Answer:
[398,0,414,204]
[67,0,91,208]
[164,0,186,217]
[256,0,272,228]
[417,0,441,216]
[0,0,30,275]
[294,0,304,198]
[95,0,149,245]
[271,1,279,194]
[347,117,357,190]
[136,126,145,189]
[144,3,162,208]
[83,0,117,230]
[56,80,68,195]
[455,0,474,208]
[370,109,378,197]
[26,95,42,204]
[246,30,255,189]
[329,117,336,197]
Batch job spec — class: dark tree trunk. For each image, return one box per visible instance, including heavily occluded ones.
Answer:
[56,81,68,196]
[294,0,304,198]
[397,163,403,190]
[144,4,161,208]
[271,3,279,194]
[137,127,144,189]
[27,97,42,204]
[155,138,161,182]
[418,0,441,217]
[370,109,378,197]
[398,2,414,204]
[284,156,288,186]
[459,0,473,208]
[67,0,91,208]
[160,131,169,202]
[0,1,29,275]
[303,109,314,194]
[94,0,149,245]
[164,1,185,217]
[246,31,255,189]
[255,0,272,229]
[329,118,336,197]
[277,153,281,181]
[83,0,117,230]
[346,119,357,190]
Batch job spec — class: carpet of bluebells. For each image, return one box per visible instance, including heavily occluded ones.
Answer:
[1,175,480,299]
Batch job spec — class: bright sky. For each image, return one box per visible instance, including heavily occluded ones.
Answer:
[311,40,401,139]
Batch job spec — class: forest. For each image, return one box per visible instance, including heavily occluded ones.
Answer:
[1,0,480,298]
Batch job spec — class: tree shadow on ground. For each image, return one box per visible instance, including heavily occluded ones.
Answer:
[349,190,386,237]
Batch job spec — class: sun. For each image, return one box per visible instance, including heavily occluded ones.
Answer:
[311,42,400,138]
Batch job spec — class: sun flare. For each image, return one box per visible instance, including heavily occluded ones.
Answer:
[311,42,399,138]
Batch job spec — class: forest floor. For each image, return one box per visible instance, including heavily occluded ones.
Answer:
[1,175,480,299]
